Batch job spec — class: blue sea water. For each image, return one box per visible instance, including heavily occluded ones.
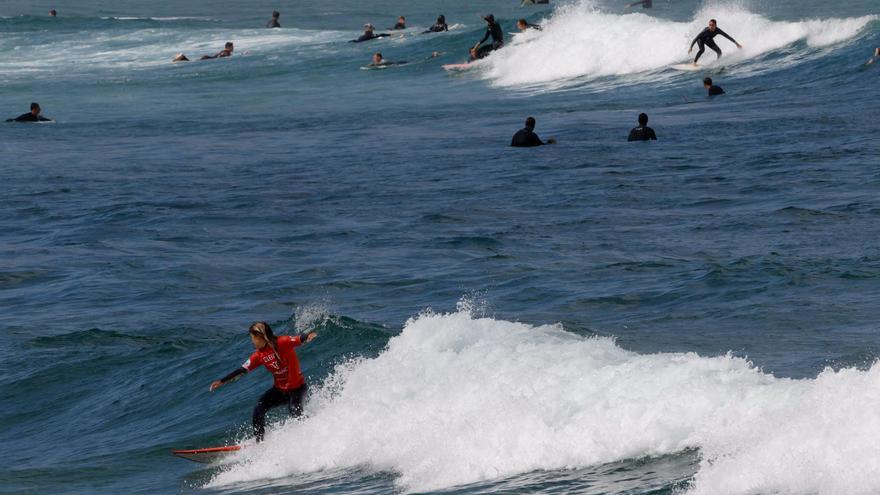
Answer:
[1,0,879,493]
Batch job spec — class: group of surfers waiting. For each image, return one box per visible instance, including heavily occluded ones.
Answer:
[508,76,723,147]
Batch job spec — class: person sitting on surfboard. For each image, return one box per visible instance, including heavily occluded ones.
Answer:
[688,19,741,66]
[423,15,448,33]
[627,113,657,141]
[6,102,53,122]
[516,19,542,31]
[210,322,318,442]
[266,11,281,28]
[703,77,725,96]
[511,117,556,147]
[173,42,234,62]
[474,14,504,58]
[351,24,391,43]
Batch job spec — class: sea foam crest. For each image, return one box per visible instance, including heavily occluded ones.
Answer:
[484,0,876,87]
[208,309,880,493]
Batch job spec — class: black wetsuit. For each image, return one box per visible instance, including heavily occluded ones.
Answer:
[690,27,738,64]
[6,112,51,122]
[522,22,542,31]
[392,22,406,30]
[627,126,657,141]
[633,0,653,8]
[707,85,725,96]
[252,384,308,441]
[351,32,391,43]
[424,22,448,33]
[477,21,504,56]
[267,19,280,28]
[511,127,545,147]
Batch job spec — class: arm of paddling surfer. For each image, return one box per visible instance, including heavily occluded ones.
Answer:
[210,330,318,392]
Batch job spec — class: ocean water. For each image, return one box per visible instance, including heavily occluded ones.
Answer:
[1,0,879,493]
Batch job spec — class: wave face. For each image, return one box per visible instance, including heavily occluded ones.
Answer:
[208,310,880,493]
[483,1,876,87]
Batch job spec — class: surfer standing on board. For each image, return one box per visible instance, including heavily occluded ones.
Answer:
[474,14,504,58]
[210,322,317,442]
[688,19,742,66]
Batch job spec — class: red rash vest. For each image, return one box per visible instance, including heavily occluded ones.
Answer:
[242,335,305,390]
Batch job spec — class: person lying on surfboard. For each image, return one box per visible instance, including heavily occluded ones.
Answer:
[173,42,233,62]
[516,19,542,32]
[210,322,317,442]
[688,19,741,66]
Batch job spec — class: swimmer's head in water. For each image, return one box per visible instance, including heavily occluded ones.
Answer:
[638,113,648,125]
[272,11,280,19]
[703,77,713,87]
[517,19,527,29]
[438,15,446,23]
[373,52,383,64]
[525,116,536,129]
[49,9,57,17]
[364,23,374,32]
[398,16,405,22]
[483,14,495,24]
[30,102,41,115]
[225,42,234,51]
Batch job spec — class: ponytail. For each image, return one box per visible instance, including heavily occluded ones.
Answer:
[249,321,281,362]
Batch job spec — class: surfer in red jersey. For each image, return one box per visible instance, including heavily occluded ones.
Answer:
[210,322,318,442]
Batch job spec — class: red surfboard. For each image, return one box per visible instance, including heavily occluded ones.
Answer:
[172,445,242,463]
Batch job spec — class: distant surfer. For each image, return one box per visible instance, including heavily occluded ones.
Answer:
[688,19,742,66]
[703,77,725,96]
[511,117,556,147]
[367,51,403,67]
[391,16,406,30]
[49,9,57,17]
[625,0,652,8]
[627,113,657,141]
[423,15,448,33]
[351,24,392,43]
[521,0,550,5]
[517,19,542,31]
[866,47,880,65]
[210,322,318,442]
[266,11,281,28]
[6,102,53,123]
[474,14,503,58]
[173,41,234,62]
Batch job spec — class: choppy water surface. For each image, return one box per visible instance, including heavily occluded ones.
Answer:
[2,0,879,493]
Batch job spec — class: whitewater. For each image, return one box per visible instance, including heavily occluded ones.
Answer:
[208,308,880,494]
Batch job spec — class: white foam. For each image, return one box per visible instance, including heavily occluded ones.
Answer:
[483,1,876,87]
[206,308,880,494]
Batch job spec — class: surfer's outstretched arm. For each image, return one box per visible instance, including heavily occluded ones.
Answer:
[716,28,742,48]
[210,367,247,391]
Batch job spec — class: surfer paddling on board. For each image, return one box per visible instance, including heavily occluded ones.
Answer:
[517,19,542,31]
[688,19,742,66]
[351,24,392,43]
[210,322,317,442]
[474,14,504,59]
[173,42,233,62]
[266,11,281,28]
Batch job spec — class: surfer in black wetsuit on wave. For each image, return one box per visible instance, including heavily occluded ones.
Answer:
[688,19,742,66]
[474,14,504,58]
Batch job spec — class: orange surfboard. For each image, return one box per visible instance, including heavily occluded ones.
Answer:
[172,445,242,463]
